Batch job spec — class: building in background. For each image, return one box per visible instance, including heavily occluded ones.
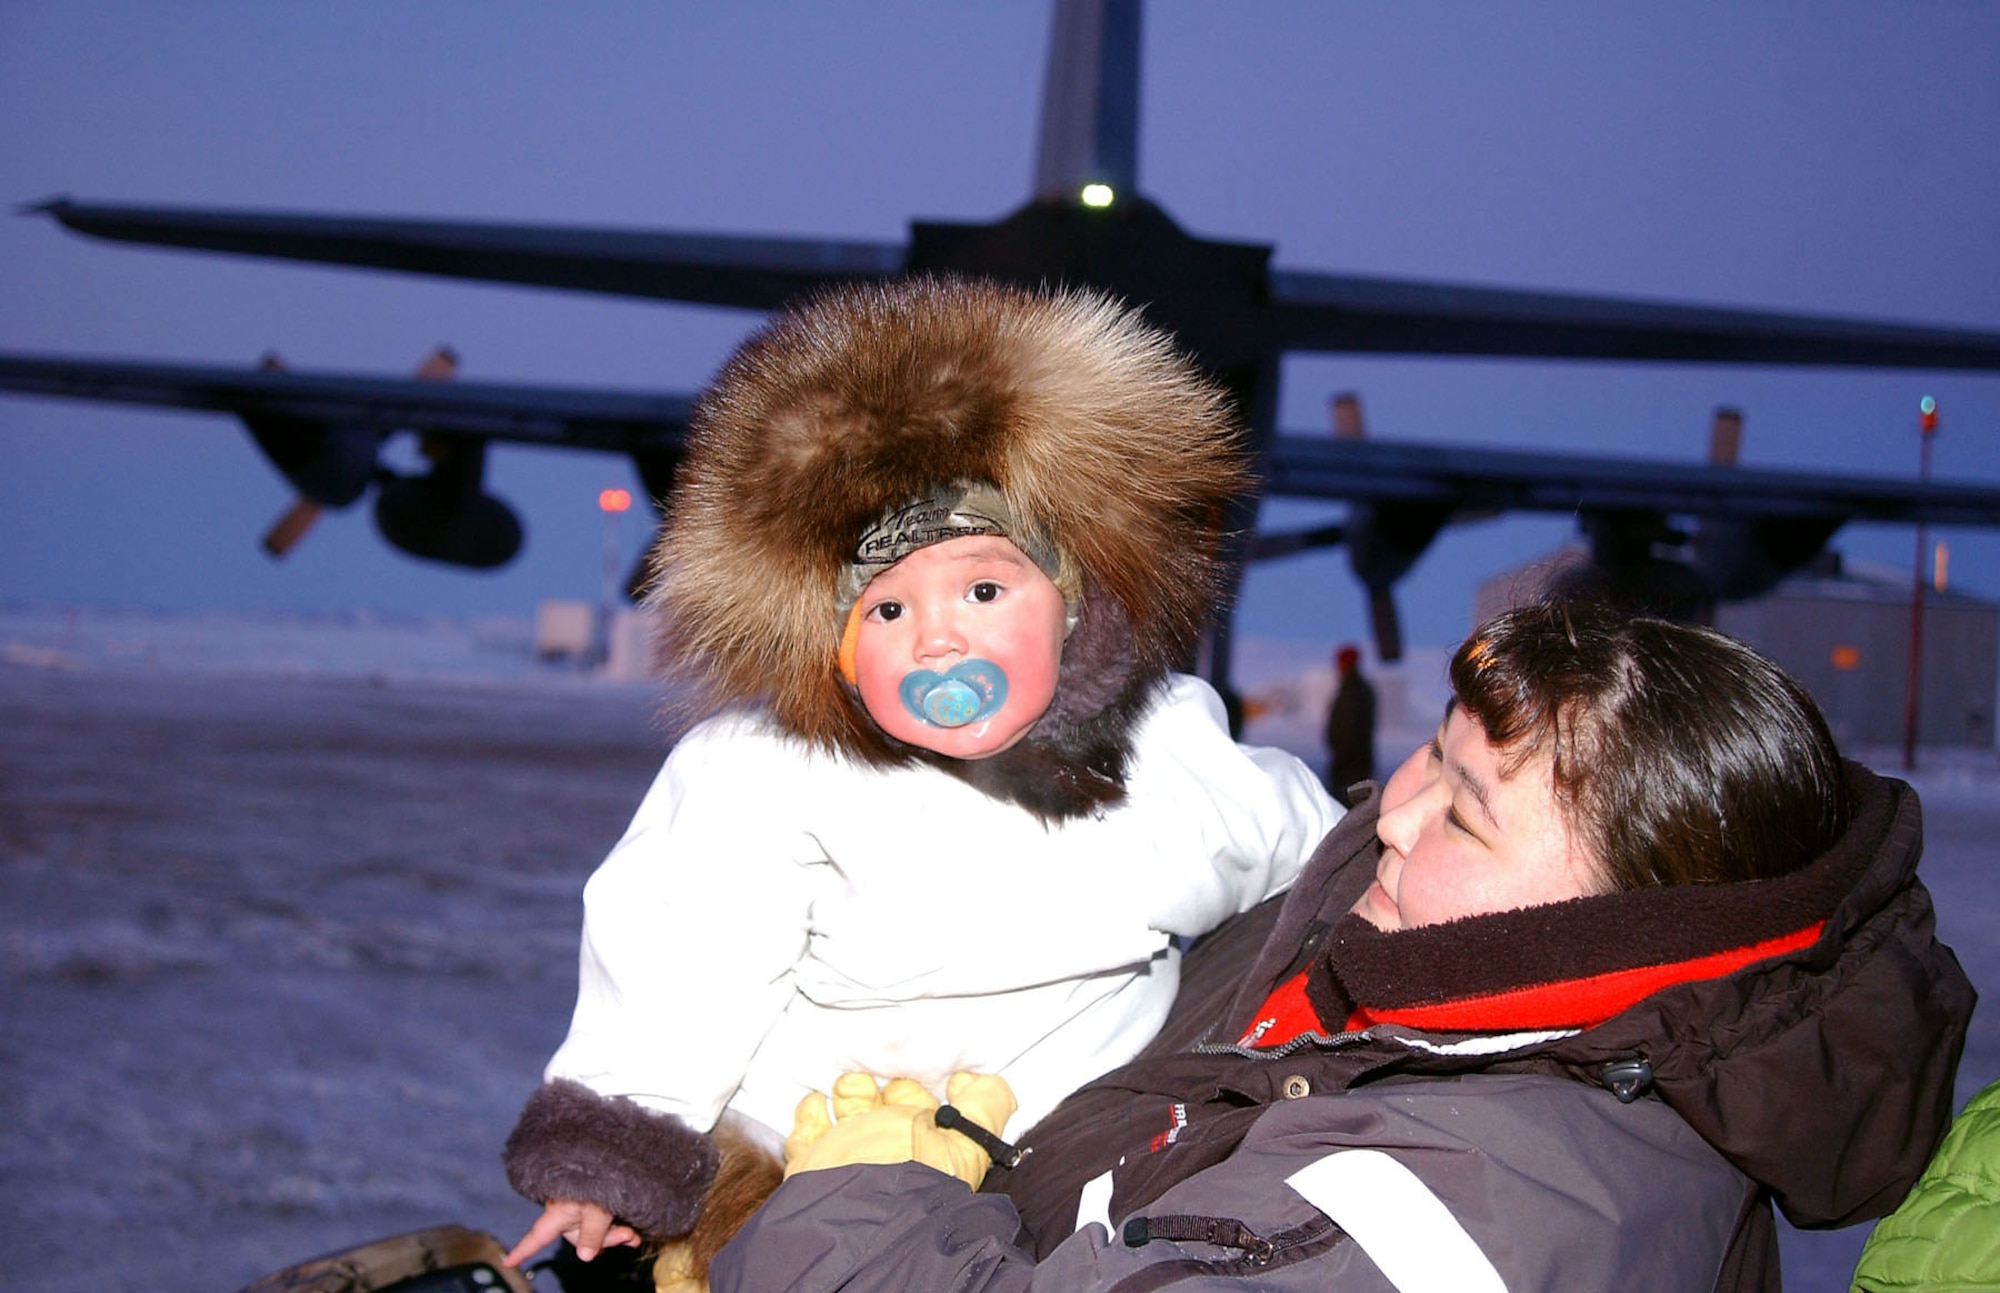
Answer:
[1478,549,1997,750]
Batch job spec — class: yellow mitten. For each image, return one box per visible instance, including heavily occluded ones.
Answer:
[651,1240,704,1293]
[783,1071,1017,1189]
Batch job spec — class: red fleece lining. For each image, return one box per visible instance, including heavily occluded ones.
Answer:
[1346,923,1823,1033]
[1237,971,1320,1047]
[1243,921,1823,1046]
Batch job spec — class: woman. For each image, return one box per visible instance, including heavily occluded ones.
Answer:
[711,599,1976,1293]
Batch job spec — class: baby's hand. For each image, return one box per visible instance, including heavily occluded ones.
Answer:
[502,1198,639,1267]
[784,1071,1016,1189]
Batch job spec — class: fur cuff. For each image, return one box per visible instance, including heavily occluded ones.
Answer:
[503,1079,719,1241]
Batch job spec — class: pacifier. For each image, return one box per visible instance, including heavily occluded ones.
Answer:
[898,659,1010,728]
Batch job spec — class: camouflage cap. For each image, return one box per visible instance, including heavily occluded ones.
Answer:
[834,480,1079,621]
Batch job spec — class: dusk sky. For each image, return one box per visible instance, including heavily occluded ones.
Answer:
[4,3,1999,653]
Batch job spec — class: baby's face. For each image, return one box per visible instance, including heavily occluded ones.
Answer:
[847,534,1066,760]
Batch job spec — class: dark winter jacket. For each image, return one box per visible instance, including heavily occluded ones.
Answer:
[713,763,1975,1293]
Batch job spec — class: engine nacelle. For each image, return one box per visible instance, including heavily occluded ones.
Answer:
[372,474,523,569]
[1343,500,1453,662]
[241,414,384,507]
[1690,515,1845,602]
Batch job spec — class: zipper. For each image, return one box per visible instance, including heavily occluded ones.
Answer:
[1188,1027,1371,1061]
[1105,1213,1348,1292]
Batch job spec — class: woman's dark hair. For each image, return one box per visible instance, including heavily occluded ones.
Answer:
[1450,598,1854,889]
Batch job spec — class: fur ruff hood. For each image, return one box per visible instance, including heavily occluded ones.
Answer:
[645,276,1249,818]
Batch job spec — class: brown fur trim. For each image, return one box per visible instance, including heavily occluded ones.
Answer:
[503,1079,719,1242]
[644,276,1248,806]
[679,1118,784,1282]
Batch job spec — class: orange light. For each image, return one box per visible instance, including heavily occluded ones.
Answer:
[1934,541,1948,592]
[599,488,632,513]
[1831,644,1861,671]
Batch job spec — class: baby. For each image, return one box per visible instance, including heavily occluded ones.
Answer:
[500,276,1342,1279]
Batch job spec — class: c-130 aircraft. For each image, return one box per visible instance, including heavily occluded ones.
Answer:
[5,0,2000,684]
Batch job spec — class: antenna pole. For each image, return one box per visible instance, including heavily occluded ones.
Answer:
[1902,398,1939,771]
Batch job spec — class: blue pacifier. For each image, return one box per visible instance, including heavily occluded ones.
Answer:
[898,659,1010,728]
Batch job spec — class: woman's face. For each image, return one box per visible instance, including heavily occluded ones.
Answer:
[1351,705,1605,931]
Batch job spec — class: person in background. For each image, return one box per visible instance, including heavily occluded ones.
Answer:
[1322,642,1375,806]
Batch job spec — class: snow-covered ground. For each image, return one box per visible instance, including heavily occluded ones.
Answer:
[1,606,1993,1292]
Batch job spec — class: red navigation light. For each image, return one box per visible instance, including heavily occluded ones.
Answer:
[599,488,633,513]
[1919,396,1938,434]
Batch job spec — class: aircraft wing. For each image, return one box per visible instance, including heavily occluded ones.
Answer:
[1262,433,2000,526]
[0,352,693,453]
[15,349,1999,529]
[30,198,908,311]
[35,200,2000,370]
[1264,268,2000,370]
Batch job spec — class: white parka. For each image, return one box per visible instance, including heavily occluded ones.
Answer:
[544,673,1342,1147]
